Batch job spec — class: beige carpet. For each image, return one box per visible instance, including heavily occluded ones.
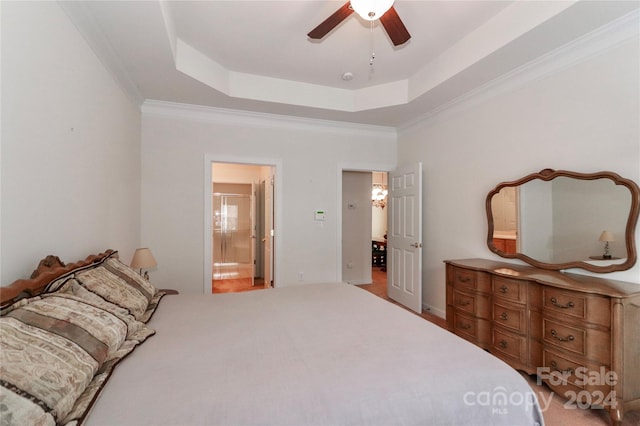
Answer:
[522,372,640,425]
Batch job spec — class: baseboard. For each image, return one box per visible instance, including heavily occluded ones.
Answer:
[422,303,445,319]
[344,279,370,286]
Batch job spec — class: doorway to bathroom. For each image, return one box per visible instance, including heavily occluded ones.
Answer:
[210,162,275,294]
[212,183,256,291]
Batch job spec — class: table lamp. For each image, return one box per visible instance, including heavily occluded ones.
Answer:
[130,248,157,280]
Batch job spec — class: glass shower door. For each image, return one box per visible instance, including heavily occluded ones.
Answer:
[213,193,254,283]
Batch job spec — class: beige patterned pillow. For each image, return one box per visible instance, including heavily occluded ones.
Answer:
[0,295,131,424]
[51,278,156,344]
[73,255,160,320]
[75,266,151,320]
[104,257,157,300]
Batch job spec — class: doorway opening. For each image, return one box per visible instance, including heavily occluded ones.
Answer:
[370,171,388,296]
[210,162,275,294]
[341,165,426,315]
[341,170,388,296]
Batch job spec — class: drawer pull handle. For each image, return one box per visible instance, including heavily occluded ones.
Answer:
[459,276,471,283]
[550,329,575,342]
[550,297,575,309]
[500,312,509,321]
[460,323,471,330]
[550,360,573,375]
[499,340,508,348]
[499,285,508,294]
[458,300,471,307]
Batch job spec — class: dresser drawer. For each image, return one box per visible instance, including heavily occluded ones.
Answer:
[449,266,491,293]
[543,318,611,364]
[451,310,490,348]
[541,349,613,396]
[492,327,527,365]
[542,288,610,327]
[451,289,491,318]
[493,276,527,303]
[493,300,527,334]
[542,348,586,390]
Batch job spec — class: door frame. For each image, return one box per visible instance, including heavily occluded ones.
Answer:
[204,154,282,294]
[337,162,393,284]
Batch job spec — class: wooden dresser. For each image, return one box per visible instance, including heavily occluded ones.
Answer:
[445,258,640,425]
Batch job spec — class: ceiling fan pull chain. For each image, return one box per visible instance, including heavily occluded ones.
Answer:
[369,20,376,68]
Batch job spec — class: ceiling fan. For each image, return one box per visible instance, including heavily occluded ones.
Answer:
[308,0,411,46]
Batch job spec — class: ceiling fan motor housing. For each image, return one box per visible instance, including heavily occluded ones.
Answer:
[350,0,395,21]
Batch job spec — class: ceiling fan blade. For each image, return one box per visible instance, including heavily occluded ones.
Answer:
[379,6,411,46]
[307,1,354,40]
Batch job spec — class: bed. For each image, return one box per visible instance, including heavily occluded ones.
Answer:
[0,250,544,425]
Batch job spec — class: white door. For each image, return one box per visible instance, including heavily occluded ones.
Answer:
[387,163,423,313]
[263,173,275,287]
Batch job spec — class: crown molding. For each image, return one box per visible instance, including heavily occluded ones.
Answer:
[58,1,144,107]
[399,8,639,134]
[141,100,397,138]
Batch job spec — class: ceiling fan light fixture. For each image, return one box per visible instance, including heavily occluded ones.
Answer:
[350,0,394,21]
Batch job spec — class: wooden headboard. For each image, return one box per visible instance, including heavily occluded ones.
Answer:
[0,249,116,307]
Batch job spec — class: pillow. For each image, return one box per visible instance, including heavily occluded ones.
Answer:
[75,266,151,321]
[0,295,130,424]
[51,279,162,425]
[40,251,163,323]
[51,278,156,345]
[0,251,166,425]
[42,251,120,294]
[100,255,164,323]
[103,257,158,300]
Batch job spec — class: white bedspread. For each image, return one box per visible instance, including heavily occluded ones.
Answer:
[86,283,543,425]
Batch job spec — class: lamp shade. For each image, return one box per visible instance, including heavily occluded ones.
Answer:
[350,0,395,21]
[599,231,615,242]
[130,248,157,270]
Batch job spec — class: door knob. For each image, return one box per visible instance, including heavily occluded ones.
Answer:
[410,242,422,248]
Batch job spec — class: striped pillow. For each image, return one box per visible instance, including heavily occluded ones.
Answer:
[0,295,130,424]
[53,278,156,344]
[75,259,157,321]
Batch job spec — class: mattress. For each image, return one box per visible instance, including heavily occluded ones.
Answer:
[85,282,544,425]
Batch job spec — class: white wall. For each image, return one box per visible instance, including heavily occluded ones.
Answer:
[141,103,396,293]
[398,36,640,316]
[342,171,373,285]
[0,1,141,284]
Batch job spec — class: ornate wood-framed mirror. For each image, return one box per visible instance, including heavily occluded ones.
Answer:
[486,169,640,273]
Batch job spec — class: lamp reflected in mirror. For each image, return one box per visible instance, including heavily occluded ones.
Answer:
[599,231,615,259]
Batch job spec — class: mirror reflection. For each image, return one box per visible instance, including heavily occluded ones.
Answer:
[491,186,518,254]
[487,169,639,273]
